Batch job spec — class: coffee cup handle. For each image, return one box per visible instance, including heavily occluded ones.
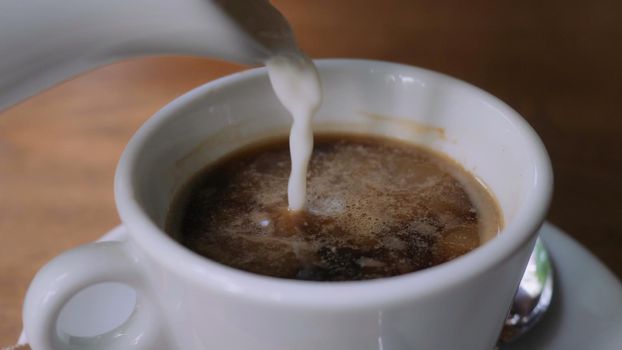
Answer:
[23,240,174,349]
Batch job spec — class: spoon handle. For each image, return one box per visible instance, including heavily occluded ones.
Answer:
[498,238,554,346]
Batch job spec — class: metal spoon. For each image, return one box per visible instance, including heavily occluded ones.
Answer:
[498,238,554,346]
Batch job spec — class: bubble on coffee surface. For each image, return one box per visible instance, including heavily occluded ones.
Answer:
[169,134,502,281]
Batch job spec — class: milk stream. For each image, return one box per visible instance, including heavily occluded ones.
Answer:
[266,53,322,211]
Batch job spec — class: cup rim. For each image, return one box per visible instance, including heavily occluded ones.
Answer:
[114,59,553,307]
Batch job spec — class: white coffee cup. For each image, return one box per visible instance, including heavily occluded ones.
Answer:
[23,59,552,350]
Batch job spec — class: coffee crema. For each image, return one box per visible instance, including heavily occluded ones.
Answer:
[166,134,502,281]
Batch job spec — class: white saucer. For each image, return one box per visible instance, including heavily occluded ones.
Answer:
[18,222,622,349]
[505,223,622,350]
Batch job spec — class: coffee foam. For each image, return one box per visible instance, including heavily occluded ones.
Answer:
[171,135,501,281]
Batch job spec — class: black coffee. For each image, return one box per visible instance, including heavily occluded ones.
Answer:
[166,134,502,281]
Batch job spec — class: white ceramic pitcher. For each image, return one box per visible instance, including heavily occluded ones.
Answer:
[0,0,296,111]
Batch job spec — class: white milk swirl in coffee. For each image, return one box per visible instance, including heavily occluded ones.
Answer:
[266,53,322,211]
[167,135,503,281]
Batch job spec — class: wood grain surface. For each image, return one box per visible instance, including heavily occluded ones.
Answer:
[1,0,621,346]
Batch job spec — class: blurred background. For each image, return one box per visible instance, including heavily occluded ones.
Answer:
[1,0,621,344]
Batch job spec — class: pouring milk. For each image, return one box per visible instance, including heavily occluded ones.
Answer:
[266,52,322,211]
[0,0,322,212]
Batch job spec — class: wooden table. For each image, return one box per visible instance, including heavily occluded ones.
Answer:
[2,0,621,346]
